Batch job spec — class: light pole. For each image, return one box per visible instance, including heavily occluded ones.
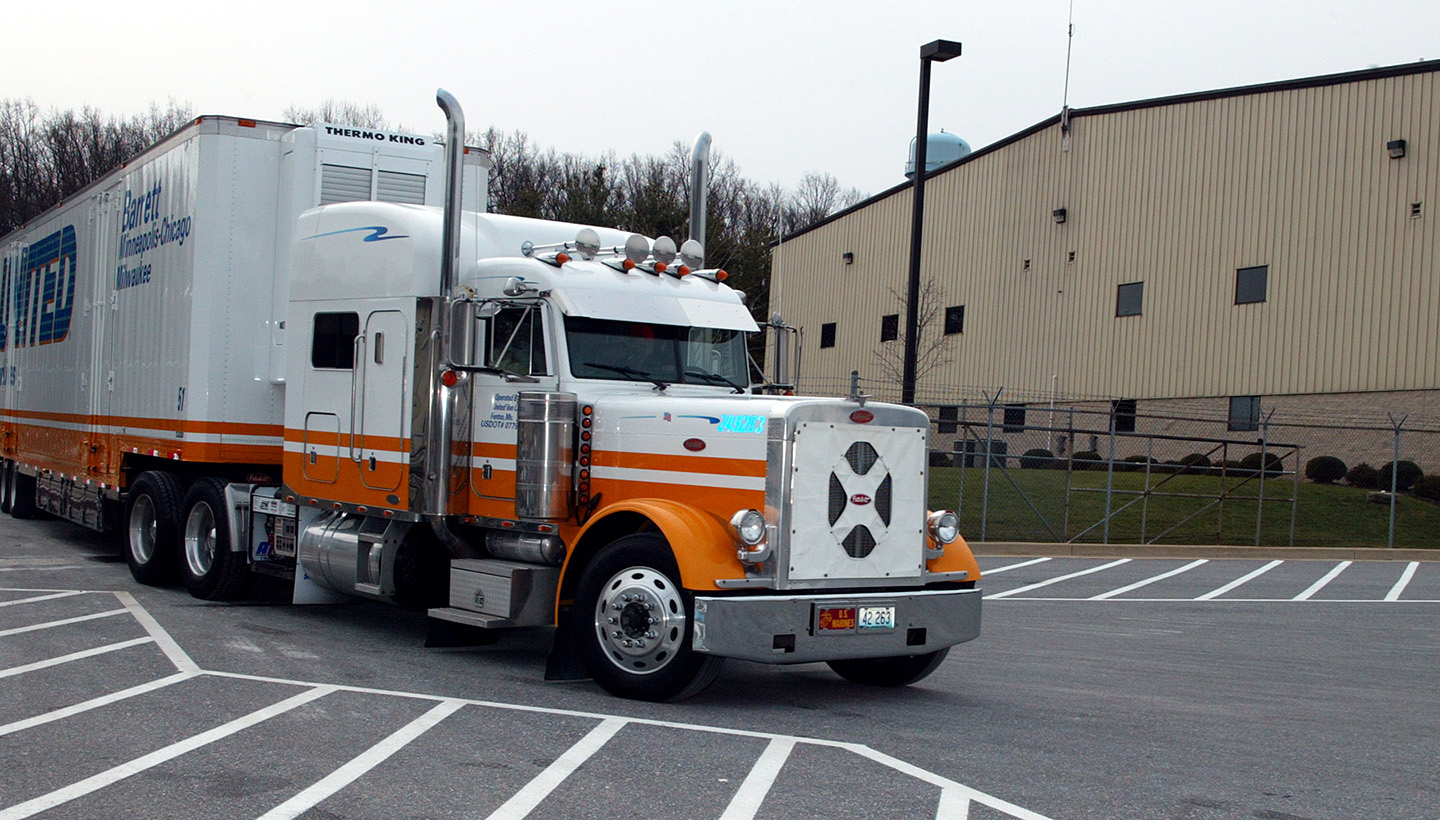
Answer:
[902,38,962,406]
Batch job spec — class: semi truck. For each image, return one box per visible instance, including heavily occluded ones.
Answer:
[0,90,981,701]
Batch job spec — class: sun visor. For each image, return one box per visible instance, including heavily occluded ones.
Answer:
[553,289,758,332]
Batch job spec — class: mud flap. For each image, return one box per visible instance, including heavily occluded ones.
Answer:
[544,605,590,682]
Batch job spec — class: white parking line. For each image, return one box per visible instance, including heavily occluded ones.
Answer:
[254,699,466,820]
[0,637,154,679]
[1385,562,1420,602]
[0,685,337,820]
[114,591,199,673]
[482,717,628,820]
[0,607,127,637]
[0,671,198,737]
[935,787,971,819]
[1090,560,1209,600]
[718,737,796,820]
[981,557,1053,575]
[1195,560,1283,600]
[0,591,85,608]
[1293,562,1353,601]
[0,566,84,573]
[986,559,1132,599]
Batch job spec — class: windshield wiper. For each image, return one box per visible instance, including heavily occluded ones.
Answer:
[583,362,669,390]
[683,367,746,394]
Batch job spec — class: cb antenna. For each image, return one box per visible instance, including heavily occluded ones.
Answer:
[1061,0,1076,149]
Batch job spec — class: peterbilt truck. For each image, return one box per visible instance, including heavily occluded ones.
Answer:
[0,90,981,701]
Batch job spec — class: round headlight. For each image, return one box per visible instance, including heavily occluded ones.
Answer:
[730,509,766,547]
[928,510,960,545]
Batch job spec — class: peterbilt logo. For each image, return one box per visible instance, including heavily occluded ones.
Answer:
[850,494,872,505]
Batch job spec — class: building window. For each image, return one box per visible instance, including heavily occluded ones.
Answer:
[1111,398,1137,433]
[938,405,958,434]
[1235,265,1268,304]
[820,322,836,349]
[1228,396,1261,432]
[944,305,965,335]
[1002,404,1026,433]
[311,312,359,369]
[1116,282,1144,317]
[880,313,899,342]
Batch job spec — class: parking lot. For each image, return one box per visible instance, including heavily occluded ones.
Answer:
[2,516,1437,820]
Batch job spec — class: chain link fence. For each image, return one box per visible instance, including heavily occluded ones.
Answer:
[805,374,1440,549]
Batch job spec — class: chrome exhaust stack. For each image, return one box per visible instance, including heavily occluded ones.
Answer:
[689,131,711,247]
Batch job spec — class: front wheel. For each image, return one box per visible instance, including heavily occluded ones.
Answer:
[827,648,950,687]
[178,477,251,601]
[575,533,723,702]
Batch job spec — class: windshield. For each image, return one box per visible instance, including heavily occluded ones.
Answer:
[565,316,750,389]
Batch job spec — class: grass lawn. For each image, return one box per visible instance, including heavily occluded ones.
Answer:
[928,465,1440,549]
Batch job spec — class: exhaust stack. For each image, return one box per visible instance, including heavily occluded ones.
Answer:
[689,132,711,246]
[436,89,466,297]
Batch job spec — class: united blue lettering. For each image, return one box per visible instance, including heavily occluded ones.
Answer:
[0,225,77,351]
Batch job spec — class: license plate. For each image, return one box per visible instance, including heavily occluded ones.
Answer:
[857,605,896,630]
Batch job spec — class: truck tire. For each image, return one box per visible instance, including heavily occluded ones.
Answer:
[10,467,38,520]
[826,648,950,687]
[1,460,13,515]
[125,471,183,585]
[575,533,723,702]
[179,477,251,601]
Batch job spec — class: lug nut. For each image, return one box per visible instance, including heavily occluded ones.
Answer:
[612,631,622,639]
[635,641,645,649]
[645,603,654,611]
[608,617,618,625]
[645,631,657,639]
[623,640,632,647]
[648,617,658,625]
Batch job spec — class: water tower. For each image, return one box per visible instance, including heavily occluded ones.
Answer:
[905,130,972,179]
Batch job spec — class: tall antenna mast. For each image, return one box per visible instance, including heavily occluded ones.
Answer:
[1061,0,1075,150]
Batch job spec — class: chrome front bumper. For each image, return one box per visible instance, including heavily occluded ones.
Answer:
[691,587,981,664]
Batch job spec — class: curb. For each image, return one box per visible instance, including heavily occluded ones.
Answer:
[971,541,1437,562]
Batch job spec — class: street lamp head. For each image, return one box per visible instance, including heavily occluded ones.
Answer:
[921,39,963,62]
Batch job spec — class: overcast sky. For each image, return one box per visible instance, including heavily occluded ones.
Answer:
[5,1,1436,196]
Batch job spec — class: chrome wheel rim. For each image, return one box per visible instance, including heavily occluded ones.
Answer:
[593,566,686,675]
[183,502,216,578]
[128,495,157,564]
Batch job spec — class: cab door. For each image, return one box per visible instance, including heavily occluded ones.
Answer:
[356,310,408,491]
[470,303,554,504]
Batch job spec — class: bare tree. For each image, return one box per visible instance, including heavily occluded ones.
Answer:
[871,277,954,386]
[283,100,390,129]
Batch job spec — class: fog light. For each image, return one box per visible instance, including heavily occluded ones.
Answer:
[731,509,766,546]
[928,510,960,545]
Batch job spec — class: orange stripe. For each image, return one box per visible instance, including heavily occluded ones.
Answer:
[593,450,766,477]
[0,408,282,438]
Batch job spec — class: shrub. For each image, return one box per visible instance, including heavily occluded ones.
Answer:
[1071,451,1103,471]
[1378,460,1424,493]
[1019,448,1055,469]
[1413,475,1440,502]
[1238,452,1284,477]
[1178,453,1212,474]
[928,450,954,468]
[1304,456,1348,484]
[1346,463,1380,489]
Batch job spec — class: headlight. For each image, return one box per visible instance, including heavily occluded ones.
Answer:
[730,509,766,546]
[927,510,960,545]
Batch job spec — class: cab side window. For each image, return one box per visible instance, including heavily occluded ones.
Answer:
[311,312,359,369]
[487,306,548,376]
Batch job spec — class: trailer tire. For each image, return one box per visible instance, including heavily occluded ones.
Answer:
[179,477,251,601]
[125,472,183,585]
[826,648,950,688]
[575,533,723,702]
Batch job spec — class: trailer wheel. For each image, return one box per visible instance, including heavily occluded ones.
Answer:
[575,533,723,702]
[124,471,183,585]
[826,648,950,688]
[179,477,251,601]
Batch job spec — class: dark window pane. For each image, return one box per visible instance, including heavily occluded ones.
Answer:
[311,312,359,369]
[944,305,965,335]
[1003,404,1026,433]
[1228,395,1261,431]
[820,322,837,349]
[1112,398,1137,433]
[938,405,958,434]
[880,313,899,342]
[1236,265,1268,304]
[1116,282,1144,317]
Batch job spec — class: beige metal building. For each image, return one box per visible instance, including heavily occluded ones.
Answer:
[771,60,1440,437]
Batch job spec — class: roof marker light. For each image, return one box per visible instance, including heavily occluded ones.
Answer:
[679,238,704,269]
[574,228,601,260]
[652,235,678,266]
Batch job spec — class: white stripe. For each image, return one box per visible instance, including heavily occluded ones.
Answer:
[986,559,1131,599]
[0,591,86,608]
[980,557,1052,575]
[1090,560,1209,600]
[1195,560,1283,600]
[483,718,628,820]
[114,591,199,673]
[935,787,972,820]
[1293,561,1353,601]
[0,607,127,637]
[469,456,517,471]
[283,440,406,463]
[254,699,464,820]
[0,671,197,737]
[0,637,153,679]
[5,416,280,447]
[843,743,1057,820]
[0,566,84,573]
[0,685,335,820]
[1385,562,1421,602]
[718,737,795,820]
[592,464,765,491]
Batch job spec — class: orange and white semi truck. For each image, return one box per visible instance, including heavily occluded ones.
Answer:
[0,90,980,701]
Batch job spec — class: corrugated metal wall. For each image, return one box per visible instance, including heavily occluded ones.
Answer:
[773,65,1440,403]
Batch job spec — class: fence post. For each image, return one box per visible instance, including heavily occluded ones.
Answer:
[956,402,968,524]
[1141,436,1154,544]
[1289,443,1301,548]
[1255,410,1272,547]
[981,390,1002,543]
[1388,414,1407,549]
[1063,406,1075,541]
[1103,407,1116,544]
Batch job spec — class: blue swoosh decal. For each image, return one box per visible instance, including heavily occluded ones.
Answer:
[303,226,408,242]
